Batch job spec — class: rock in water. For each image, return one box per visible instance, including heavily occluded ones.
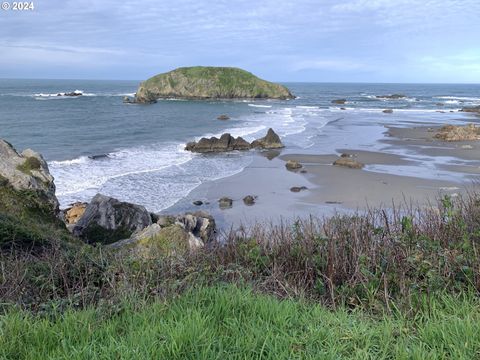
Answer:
[0,139,59,212]
[461,106,480,114]
[251,128,284,149]
[72,194,152,244]
[134,66,294,103]
[376,94,406,99]
[185,133,251,153]
[186,128,283,153]
[285,160,303,171]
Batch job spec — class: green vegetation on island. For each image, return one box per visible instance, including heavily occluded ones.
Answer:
[134,66,294,103]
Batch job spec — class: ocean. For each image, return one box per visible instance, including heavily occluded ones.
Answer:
[1,79,479,212]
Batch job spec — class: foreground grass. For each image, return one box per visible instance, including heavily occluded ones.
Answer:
[1,286,480,359]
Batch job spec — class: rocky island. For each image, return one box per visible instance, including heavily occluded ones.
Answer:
[131,66,294,103]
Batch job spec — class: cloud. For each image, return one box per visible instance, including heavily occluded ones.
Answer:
[0,0,479,81]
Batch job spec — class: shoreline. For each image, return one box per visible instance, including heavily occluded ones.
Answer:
[163,120,480,230]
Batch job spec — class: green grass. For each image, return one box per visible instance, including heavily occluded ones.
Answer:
[1,285,480,359]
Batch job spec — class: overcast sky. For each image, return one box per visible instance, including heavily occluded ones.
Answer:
[1,0,479,82]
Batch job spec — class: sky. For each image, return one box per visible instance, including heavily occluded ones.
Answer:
[0,0,479,83]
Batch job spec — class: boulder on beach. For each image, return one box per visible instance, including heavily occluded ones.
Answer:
[243,195,256,206]
[332,99,347,105]
[219,197,233,209]
[134,66,294,103]
[185,128,283,153]
[217,114,230,120]
[250,128,284,149]
[72,194,152,244]
[333,157,364,169]
[290,186,308,193]
[434,124,480,141]
[285,160,303,171]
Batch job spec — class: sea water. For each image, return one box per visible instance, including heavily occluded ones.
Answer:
[1,79,479,211]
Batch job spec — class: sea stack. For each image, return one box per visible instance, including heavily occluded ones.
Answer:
[134,66,294,103]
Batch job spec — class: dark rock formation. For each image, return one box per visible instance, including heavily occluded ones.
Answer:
[251,128,284,149]
[376,94,406,99]
[461,106,480,114]
[185,128,283,153]
[290,186,308,193]
[72,194,152,244]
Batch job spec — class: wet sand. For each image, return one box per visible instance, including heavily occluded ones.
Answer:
[164,122,480,230]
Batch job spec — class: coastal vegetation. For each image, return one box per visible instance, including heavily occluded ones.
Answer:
[133,66,294,103]
[2,139,480,358]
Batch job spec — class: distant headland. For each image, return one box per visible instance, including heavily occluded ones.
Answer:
[127,66,294,103]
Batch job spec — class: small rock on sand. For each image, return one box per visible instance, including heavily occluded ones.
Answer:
[333,157,364,169]
[285,160,303,171]
[243,195,256,206]
[290,186,308,193]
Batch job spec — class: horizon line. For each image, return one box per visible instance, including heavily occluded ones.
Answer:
[1,77,480,86]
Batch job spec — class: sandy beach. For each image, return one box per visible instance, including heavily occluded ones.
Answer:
[165,113,480,230]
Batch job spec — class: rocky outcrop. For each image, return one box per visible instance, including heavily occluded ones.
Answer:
[250,128,285,149]
[333,157,364,169]
[185,128,283,153]
[175,211,216,243]
[376,94,406,99]
[461,106,480,114]
[72,194,152,244]
[285,160,303,171]
[134,66,294,103]
[109,211,216,256]
[64,202,87,225]
[0,139,59,212]
[434,124,480,141]
[185,133,251,153]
